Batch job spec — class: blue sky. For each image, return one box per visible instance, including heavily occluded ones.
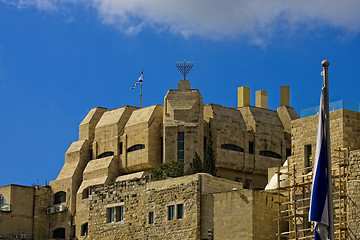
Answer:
[1,0,360,186]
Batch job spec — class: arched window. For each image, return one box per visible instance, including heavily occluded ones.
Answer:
[259,150,281,159]
[97,151,114,159]
[53,228,65,239]
[54,191,66,205]
[0,194,9,211]
[221,144,244,152]
[127,144,145,153]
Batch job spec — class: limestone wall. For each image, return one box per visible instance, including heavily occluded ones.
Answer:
[290,109,360,170]
[88,175,201,240]
[0,185,35,239]
[201,188,284,240]
[348,150,360,239]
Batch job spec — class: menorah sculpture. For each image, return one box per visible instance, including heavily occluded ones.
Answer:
[176,60,193,80]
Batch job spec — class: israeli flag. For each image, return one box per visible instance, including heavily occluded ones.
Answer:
[131,69,143,89]
[309,86,329,240]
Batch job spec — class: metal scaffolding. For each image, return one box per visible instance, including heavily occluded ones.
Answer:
[276,147,349,240]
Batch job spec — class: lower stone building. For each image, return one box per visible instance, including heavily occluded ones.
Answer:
[87,173,282,240]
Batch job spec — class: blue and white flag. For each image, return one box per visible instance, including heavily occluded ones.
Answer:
[309,86,329,240]
[131,69,143,89]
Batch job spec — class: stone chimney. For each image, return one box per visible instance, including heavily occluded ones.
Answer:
[238,86,250,107]
[280,86,290,106]
[255,90,268,109]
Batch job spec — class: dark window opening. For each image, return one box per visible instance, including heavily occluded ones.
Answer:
[82,188,90,199]
[54,191,66,205]
[160,137,164,163]
[286,148,291,158]
[204,136,207,155]
[98,151,114,159]
[221,144,244,152]
[116,206,124,221]
[149,212,154,224]
[168,205,175,220]
[81,223,88,236]
[127,144,145,153]
[177,204,184,219]
[259,150,281,159]
[89,148,93,160]
[119,142,123,155]
[305,144,312,173]
[53,228,65,239]
[107,208,115,223]
[177,132,185,162]
[249,141,254,154]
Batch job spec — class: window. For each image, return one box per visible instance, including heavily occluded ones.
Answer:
[177,204,184,219]
[116,206,124,221]
[53,228,65,239]
[127,144,145,153]
[149,212,154,224]
[82,188,90,199]
[204,136,207,154]
[286,148,291,158]
[249,141,254,154]
[89,148,93,160]
[107,208,115,223]
[54,191,66,204]
[168,205,175,220]
[160,137,163,163]
[305,144,312,173]
[98,151,114,159]
[177,132,185,162]
[0,194,9,212]
[119,142,123,155]
[221,144,244,152]
[81,222,88,236]
[259,150,281,159]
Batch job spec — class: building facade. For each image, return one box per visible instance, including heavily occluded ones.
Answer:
[2,77,358,239]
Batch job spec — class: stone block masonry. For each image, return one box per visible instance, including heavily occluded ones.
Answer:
[88,175,201,240]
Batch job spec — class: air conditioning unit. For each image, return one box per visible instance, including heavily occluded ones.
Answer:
[46,206,55,214]
[55,205,65,212]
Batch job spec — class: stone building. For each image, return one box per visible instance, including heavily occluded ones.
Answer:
[1,77,359,239]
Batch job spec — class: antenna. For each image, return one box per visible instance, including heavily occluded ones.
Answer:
[176,60,193,80]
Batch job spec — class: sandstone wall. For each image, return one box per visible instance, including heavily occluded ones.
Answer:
[88,175,201,240]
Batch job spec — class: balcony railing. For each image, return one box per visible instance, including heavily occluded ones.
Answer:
[0,203,11,212]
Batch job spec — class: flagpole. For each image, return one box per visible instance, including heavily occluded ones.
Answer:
[140,82,142,108]
[140,68,143,108]
[322,60,334,240]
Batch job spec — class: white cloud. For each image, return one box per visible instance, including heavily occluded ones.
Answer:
[3,0,360,44]
[1,0,58,11]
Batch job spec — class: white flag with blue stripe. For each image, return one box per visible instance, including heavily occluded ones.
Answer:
[309,86,329,240]
[131,69,143,89]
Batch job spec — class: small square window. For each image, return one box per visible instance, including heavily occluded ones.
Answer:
[177,204,183,219]
[168,205,175,220]
[107,208,115,223]
[116,206,123,222]
[149,212,154,224]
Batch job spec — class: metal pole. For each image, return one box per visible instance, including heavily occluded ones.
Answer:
[140,83,142,108]
[140,68,143,108]
[322,60,335,239]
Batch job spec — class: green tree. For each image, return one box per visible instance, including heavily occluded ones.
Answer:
[190,152,203,174]
[203,127,217,176]
[150,160,184,181]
